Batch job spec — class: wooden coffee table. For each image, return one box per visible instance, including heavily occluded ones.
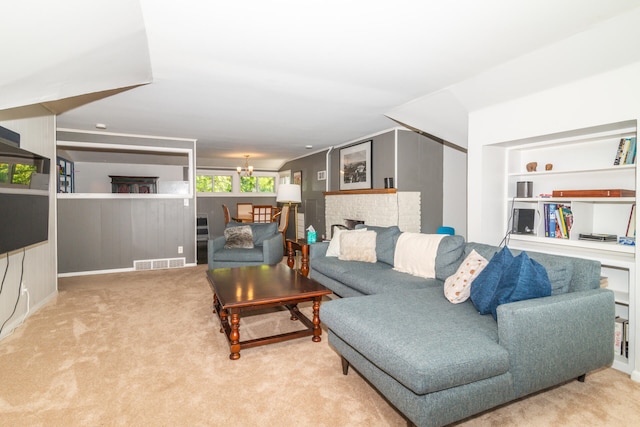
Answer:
[206,263,332,360]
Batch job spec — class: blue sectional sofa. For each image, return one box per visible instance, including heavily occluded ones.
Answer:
[311,225,615,427]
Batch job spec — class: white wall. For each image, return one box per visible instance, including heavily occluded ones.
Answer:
[468,61,640,243]
[0,113,58,339]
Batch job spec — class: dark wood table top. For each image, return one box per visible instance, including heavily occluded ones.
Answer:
[207,264,330,309]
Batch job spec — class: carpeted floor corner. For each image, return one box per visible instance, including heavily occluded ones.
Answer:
[1,264,640,426]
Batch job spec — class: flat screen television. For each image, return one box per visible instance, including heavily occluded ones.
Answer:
[0,125,51,254]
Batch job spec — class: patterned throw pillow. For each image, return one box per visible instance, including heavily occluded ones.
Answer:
[224,225,254,249]
[444,249,488,304]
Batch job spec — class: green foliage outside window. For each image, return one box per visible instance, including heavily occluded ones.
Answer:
[257,176,275,193]
[213,175,232,192]
[0,163,36,185]
[196,175,212,193]
[240,176,256,192]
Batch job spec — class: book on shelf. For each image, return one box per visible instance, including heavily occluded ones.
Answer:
[551,189,635,197]
[625,137,637,165]
[578,233,617,242]
[626,203,636,238]
[544,203,571,239]
[614,317,629,358]
[613,137,637,165]
[547,203,557,238]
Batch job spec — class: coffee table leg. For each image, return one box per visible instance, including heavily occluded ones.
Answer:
[229,311,241,360]
[287,241,295,269]
[312,298,322,342]
[300,244,310,277]
[219,308,227,333]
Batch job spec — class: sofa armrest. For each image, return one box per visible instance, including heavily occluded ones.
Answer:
[310,241,329,260]
[207,236,226,269]
[497,288,615,398]
[262,232,284,265]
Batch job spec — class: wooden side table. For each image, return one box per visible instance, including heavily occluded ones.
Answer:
[286,239,309,277]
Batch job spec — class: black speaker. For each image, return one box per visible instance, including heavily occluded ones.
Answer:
[512,208,535,234]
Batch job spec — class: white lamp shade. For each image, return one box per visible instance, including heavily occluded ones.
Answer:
[276,183,301,203]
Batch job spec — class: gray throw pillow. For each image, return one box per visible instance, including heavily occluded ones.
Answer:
[224,225,254,249]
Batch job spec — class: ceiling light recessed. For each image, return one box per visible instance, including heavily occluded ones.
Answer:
[305,145,313,149]
[95,123,107,129]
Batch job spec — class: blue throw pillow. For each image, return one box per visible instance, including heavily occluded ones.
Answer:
[470,246,514,315]
[490,251,552,319]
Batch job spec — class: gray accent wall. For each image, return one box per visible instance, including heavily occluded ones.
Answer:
[280,150,329,240]
[397,129,443,233]
[58,198,195,273]
[278,129,445,239]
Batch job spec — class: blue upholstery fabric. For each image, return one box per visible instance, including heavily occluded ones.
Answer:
[321,287,508,395]
[489,251,552,319]
[355,224,401,265]
[464,242,578,295]
[313,233,613,427]
[470,246,513,315]
[207,223,283,269]
[226,221,278,246]
[434,235,466,281]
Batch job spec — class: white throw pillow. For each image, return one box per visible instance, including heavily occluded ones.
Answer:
[339,230,377,263]
[326,227,367,257]
[444,249,488,304]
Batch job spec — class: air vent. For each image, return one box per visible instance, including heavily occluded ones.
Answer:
[134,257,186,271]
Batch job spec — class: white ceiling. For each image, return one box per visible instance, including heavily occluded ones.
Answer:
[4,0,640,169]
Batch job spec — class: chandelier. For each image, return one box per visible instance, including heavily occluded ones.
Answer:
[237,155,253,176]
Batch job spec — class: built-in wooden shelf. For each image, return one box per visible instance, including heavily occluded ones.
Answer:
[323,188,397,196]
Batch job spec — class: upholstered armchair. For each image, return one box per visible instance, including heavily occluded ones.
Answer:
[207,221,283,269]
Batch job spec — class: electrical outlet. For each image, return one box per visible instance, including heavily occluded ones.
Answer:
[178,246,183,254]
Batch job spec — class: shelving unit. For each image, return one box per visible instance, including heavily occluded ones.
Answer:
[490,120,637,375]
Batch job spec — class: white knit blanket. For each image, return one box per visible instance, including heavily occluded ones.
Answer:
[393,233,445,279]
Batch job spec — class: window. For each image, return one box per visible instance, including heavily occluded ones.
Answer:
[197,170,277,195]
[240,175,275,193]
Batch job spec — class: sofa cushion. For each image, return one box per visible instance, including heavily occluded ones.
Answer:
[490,251,552,319]
[434,235,467,281]
[355,224,401,265]
[341,264,441,294]
[444,249,488,304]
[470,246,513,315]
[212,247,264,262]
[224,225,254,249]
[326,228,367,257]
[339,230,377,263]
[320,288,508,395]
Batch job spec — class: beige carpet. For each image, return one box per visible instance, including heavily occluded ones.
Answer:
[0,264,639,426]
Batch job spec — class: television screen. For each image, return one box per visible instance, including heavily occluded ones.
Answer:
[0,125,50,254]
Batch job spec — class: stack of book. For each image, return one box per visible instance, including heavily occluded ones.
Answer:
[544,203,572,238]
[613,137,637,165]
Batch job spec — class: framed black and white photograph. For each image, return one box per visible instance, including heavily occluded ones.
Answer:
[340,140,372,190]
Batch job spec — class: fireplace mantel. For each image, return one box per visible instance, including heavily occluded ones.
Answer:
[323,188,397,196]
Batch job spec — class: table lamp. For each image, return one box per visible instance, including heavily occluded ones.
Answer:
[276,183,302,241]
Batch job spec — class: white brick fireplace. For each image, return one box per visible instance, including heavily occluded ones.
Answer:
[325,190,421,238]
